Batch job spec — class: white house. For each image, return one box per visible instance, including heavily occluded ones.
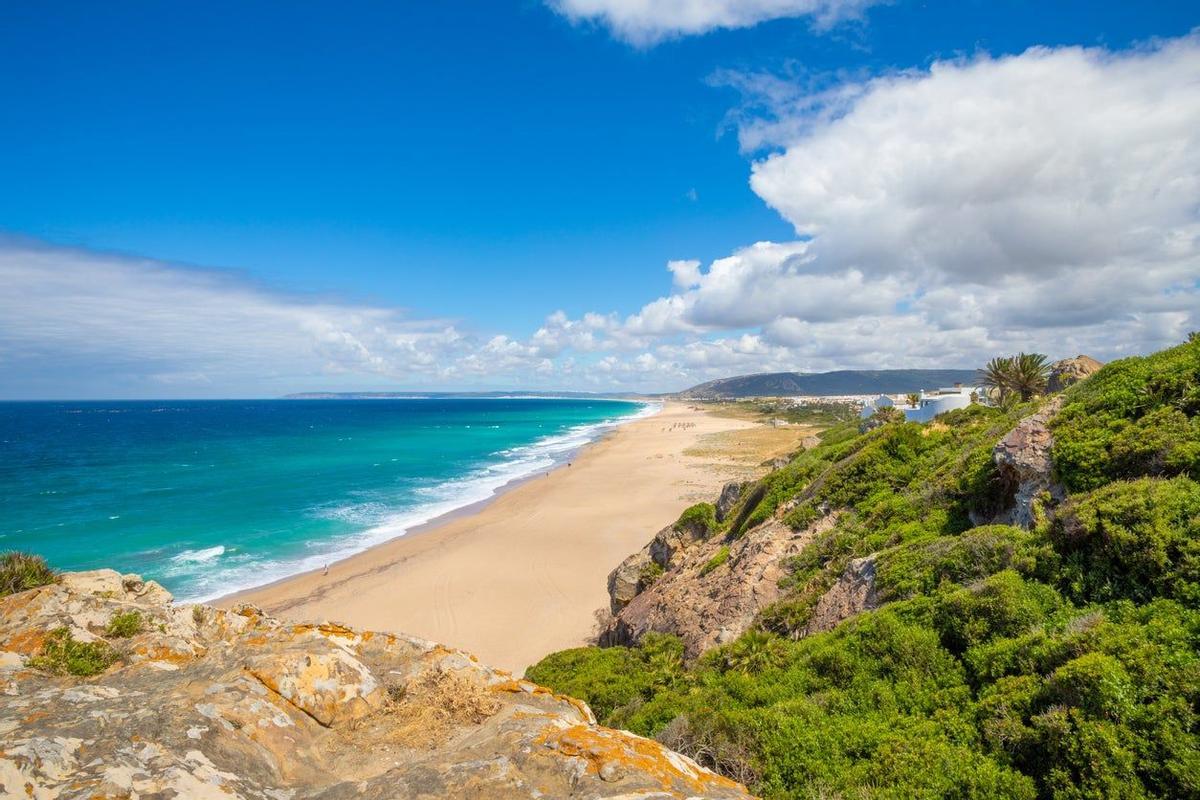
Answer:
[860,384,982,423]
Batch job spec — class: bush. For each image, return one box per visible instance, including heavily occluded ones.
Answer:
[0,551,58,597]
[936,571,1063,655]
[700,546,730,577]
[1052,338,1200,491]
[525,645,650,719]
[874,526,1050,601]
[105,610,144,638]
[674,503,717,537]
[1050,477,1200,605]
[29,627,118,677]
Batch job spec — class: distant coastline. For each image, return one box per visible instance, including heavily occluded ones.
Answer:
[283,390,653,400]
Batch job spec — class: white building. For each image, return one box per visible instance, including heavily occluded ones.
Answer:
[859,384,982,423]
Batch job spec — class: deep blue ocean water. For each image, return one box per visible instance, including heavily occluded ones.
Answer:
[0,398,650,601]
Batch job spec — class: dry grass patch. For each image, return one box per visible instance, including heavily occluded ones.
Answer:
[384,668,502,748]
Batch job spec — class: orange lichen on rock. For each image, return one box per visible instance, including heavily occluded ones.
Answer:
[0,569,755,800]
[539,723,748,794]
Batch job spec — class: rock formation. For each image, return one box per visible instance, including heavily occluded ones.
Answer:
[804,555,879,635]
[0,570,753,799]
[990,396,1067,528]
[601,514,839,658]
[714,481,747,523]
[1047,354,1103,394]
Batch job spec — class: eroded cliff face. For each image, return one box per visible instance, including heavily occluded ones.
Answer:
[0,570,753,800]
[601,513,840,659]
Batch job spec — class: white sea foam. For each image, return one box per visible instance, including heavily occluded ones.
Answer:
[179,402,660,602]
[171,545,226,564]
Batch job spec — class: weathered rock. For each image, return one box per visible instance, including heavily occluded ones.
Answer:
[607,543,653,615]
[1047,354,1103,394]
[991,396,1067,528]
[715,481,747,522]
[602,513,839,658]
[804,555,879,635]
[0,572,754,799]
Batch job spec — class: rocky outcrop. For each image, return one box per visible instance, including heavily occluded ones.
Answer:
[991,397,1067,528]
[607,543,654,615]
[804,555,879,635]
[601,514,839,659]
[0,570,753,799]
[715,481,747,523]
[1047,354,1103,393]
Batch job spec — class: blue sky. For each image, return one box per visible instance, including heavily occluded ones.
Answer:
[1,1,1198,397]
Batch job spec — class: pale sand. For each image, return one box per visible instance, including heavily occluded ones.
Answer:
[219,401,789,674]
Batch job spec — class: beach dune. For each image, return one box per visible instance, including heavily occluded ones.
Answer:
[221,401,768,674]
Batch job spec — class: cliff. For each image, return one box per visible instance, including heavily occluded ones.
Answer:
[0,569,753,799]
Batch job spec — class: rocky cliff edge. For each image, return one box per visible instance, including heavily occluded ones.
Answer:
[0,569,753,799]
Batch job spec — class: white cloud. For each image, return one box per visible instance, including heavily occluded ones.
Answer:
[537,36,1200,388]
[548,0,879,45]
[0,241,475,397]
[746,36,1200,285]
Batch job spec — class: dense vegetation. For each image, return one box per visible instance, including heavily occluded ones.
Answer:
[528,338,1200,799]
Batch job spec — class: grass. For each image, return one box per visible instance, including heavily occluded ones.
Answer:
[105,610,144,638]
[699,546,730,577]
[0,551,58,597]
[29,627,119,677]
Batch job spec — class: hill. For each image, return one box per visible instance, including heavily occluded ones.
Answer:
[676,369,980,398]
[528,338,1200,799]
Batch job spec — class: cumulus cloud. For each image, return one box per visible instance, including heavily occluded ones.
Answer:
[746,36,1200,284]
[540,35,1200,387]
[547,0,879,45]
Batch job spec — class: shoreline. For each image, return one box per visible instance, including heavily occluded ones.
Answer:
[219,401,796,674]
[186,400,658,603]
[213,408,651,604]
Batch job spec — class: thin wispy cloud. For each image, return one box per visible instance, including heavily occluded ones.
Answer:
[547,0,882,45]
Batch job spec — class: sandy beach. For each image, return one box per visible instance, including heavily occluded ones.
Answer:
[220,401,809,674]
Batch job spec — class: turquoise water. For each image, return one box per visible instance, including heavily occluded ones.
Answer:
[0,398,651,601]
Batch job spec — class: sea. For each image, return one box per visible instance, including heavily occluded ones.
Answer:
[0,398,653,602]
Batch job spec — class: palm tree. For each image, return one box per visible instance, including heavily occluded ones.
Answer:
[978,356,1014,403]
[1010,353,1050,400]
[905,393,921,408]
[978,353,1050,403]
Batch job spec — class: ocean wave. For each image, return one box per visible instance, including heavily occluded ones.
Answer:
[171,545,226,564]
[176,401,659,602]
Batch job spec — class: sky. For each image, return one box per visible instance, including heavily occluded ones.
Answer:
[1,1,1198,398]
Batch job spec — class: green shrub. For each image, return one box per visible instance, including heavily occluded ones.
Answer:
[1048,653,1134,720]
[29,628,118,677]
[638,560,664,586]
[1050,477,1200,605]
[105,610,144,638]
[1052,338,1200,491]
[673,502,717,538]
[717,630,789,674]
[936,571,1063,654]
[525,646,651,719]
[700,546,730,577]
[874,526,1051,600]
[0,551,58,597]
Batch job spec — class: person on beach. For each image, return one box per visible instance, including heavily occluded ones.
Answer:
[323,564,329,576]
